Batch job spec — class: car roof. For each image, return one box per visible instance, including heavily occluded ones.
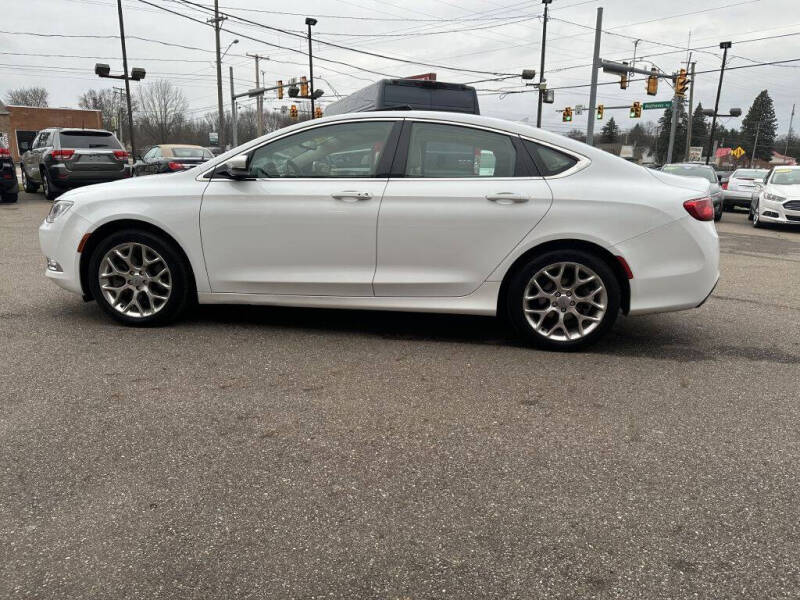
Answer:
[157,144,206,149]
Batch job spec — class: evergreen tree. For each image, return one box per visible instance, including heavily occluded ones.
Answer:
[600,116,620,143]
[690,103,708,153]
[740,90,778,161]
[656,101,689,163]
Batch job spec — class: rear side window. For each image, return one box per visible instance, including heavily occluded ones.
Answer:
[172,147,212,159]
[523,140,578,176]
[405,123,516,178]
[59,131,122,150]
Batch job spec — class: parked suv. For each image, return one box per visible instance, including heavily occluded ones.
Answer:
[20,128,129,200]
[0,141,19,203]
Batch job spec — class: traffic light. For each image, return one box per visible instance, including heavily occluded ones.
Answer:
[675,69,689,97]
[277,80,283,100]
[300,76,309,97]
[630,102,642,118]
[596,104,604,120]
[290,104,298,120]
[646,68,658,96]
[314,106,323,118]
[562,107,573,122]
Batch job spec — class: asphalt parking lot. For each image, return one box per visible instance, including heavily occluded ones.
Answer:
[2,191,800,599]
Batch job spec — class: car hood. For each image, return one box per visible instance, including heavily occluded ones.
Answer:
[647,170,713,195]
[767,184,800,199]
[58,171,191,205]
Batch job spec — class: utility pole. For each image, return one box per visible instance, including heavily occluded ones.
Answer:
[684,60,696,161]
[247,53,267,136]
[750,120,761,168]
[667,91,679,164]
[115,0,136,158]
[786,103,795,155]
[536,0,552,128]
[208,0,226,149]
[230,66,237,147]
[705,41,731,165]
[586,7,603,146]
[306,18,318,118]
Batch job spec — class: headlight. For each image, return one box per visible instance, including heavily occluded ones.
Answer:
[45,201,74,223]
[764,192,786,202]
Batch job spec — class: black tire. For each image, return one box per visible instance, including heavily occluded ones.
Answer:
[506,249,621,351]
[1,192,18,203]
[21,166,39,193]
[87,229,193,326]
[41,167,61,201]
[714,204,722,222]
[752,200,763,228]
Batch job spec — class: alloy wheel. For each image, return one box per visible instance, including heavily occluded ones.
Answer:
[98,242,172,318]
[522,261,607,342]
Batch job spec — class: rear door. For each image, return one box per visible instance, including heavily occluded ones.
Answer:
[373,120,553,297]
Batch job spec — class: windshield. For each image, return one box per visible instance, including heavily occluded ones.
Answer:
[662,164,717,183]
[732,169,768,180]
[172,147,213,159]
[59,131,122,150]
[770,169,800,185]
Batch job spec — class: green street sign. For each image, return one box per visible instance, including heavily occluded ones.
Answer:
[643,101,672,110]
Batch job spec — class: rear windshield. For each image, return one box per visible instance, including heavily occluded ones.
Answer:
[662,164,717,183]
[172,147,213,159]
[732,169,768,180]
[59,131,122,149]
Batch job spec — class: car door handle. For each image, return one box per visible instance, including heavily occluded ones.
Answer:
[331,191,373,201]
[486,193,529,204]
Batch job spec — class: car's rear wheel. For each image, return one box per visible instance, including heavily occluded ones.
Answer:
[21,167,39,193]
[87,229,192,326]
[506,250,620,351]
[41,168,61,201]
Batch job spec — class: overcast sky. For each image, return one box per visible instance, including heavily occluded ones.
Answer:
[2,0,799,139]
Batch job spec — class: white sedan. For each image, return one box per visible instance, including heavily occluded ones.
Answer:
[749,165,800,227]
[39,111,719,350]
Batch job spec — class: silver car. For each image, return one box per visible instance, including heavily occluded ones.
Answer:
[724,168,768,210]
[661,163,723,222]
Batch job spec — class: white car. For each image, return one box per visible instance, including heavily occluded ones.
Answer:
[724,168,768,210]
[39,111,719,350]
[750,165,800,227]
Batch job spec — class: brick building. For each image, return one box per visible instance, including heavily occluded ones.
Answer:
[0,101,102,162]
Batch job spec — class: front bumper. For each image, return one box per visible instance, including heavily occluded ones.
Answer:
[755,197,800,224]
[38,212,93,295]
[614,216,720,316]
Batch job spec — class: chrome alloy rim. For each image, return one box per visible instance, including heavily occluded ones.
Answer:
[523,262,607,342]
[98,243,172,318]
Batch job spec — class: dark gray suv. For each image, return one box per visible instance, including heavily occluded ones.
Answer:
[20,128,130,200]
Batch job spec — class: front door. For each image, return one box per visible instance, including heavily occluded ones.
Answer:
[374,121,553,297]
[200,119,400,296]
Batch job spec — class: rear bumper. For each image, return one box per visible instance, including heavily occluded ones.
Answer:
[0,174,19,193]
[47,164,129,187]
[614,216,719,316]
[723,190,755,206]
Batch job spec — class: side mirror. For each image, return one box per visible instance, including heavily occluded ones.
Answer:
[20,142,30,151]
[215,153,250,179]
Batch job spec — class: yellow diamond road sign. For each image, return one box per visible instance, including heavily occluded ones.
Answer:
[731,146,746,159]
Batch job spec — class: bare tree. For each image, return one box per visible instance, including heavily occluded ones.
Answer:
[5,86,49,107]
[135,80,188,145]
[78,88,136,134]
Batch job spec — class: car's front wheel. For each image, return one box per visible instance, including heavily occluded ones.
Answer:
[506,250,621,351]
[21,167,39,193]
[752,200,763,228]
[87,229,193,326]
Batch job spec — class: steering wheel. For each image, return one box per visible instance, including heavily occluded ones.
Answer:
[284,159,302,177]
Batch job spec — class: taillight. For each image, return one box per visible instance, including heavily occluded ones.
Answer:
[0,148,10,157]
[113,150,129,160]
[683,197,714,221]
[167,161,184,171]
[52,149,75,160]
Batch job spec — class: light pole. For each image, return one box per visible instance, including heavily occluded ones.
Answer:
[222,38,238,60]
[536,0,552,128]
[705,41,731,165]
[208,0,226,148]
[306,17,318,117]
[95,0,146,159]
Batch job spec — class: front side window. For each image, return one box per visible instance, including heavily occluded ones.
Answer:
[405,123,516,178]
[248,121,395,178]
[523,140,578,176]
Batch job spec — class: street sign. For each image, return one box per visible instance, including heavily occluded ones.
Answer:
[642,101,672,110]
[731,146,746,159]
[209,132,219,145]
[689,146,704,162]
[574,104,584,115]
